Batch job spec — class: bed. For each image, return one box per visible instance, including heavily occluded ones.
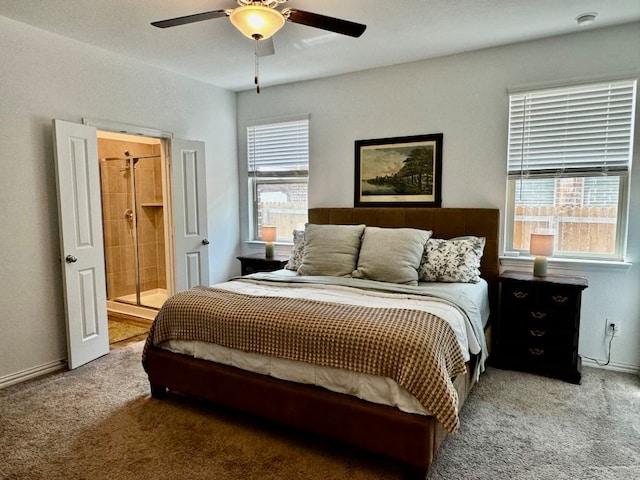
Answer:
[143,207,499,472]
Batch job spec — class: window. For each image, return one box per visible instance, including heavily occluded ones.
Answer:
[506,79,637,260]
[247,117,309,242]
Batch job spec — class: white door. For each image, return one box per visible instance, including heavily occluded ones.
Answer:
[52,119,109,369]
[171,139,209,291]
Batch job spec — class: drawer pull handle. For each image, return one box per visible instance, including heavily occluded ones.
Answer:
[528,347,545,356]
[531,312,547,319]
[512,291,529,299]
[529,329,546,337]
[552,295,569,303]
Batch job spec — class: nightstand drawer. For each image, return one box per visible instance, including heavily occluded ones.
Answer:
[507,324,577,349]
[501,307,579,333]
[511,343,577,367]
[539,287,581,311]
[525,320,575,339]
[526,309,579,330]
[501,283,534,308]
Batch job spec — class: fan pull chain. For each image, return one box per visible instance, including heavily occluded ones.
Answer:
[254,38,261,94]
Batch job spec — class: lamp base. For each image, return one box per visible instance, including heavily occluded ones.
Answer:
[265,242,274,259]
[533,255,548,277]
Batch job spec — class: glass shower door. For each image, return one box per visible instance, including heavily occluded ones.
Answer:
[133,155,167,309]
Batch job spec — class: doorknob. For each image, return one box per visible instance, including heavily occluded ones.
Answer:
[65,255,78,263]
[202,239,210,245]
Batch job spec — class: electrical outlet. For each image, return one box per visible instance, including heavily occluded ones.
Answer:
[605,319,621,337]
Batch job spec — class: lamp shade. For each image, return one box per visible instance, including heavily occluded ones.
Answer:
[261,225,277,242]
[229,5,285,40]
[530,233,555,257]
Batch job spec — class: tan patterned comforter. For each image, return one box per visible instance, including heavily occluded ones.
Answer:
[142,285,467,433]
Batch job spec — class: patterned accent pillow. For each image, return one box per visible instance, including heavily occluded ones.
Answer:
[285,229,305,271]
[419,236,486,283]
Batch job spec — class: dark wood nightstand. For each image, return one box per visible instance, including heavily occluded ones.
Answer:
[237,253,289,276]
[493,270,588,384]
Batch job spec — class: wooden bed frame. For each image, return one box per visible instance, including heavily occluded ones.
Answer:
[145,207,500,472]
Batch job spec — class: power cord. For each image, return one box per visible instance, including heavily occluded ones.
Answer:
[581,324,615,367]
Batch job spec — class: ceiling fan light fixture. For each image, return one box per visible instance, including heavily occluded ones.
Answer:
[229,5,285,40]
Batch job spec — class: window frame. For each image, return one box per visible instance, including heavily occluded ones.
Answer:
[246,115,309,243]
[504,78,637,262]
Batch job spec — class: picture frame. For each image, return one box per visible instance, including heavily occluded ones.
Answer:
[354,133,443,207]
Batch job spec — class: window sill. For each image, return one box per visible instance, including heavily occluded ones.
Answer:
[500,255,632,274]
[245,240,293,247]
[243,241,293,258]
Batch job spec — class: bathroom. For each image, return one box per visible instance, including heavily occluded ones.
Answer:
[97,131,170,321]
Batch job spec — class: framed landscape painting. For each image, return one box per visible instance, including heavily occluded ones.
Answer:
[354,133,443,207]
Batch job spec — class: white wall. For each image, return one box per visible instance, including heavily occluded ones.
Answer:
[0,17,239,383]
[237,23,640,372]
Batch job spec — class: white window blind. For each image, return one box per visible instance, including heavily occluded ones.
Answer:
[248,118,309,175]
[507,80,637,178]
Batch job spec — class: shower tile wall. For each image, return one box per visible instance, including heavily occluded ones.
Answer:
[98,139,165,301]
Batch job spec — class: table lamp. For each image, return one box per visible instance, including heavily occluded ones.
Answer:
[530,232,555,277]
[261,225,277,258]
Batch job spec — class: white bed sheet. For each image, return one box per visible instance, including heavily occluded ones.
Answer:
[162,274,488,416]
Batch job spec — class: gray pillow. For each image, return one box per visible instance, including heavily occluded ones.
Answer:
[353,227,432,285]
[297,224,365,277]
[419,236,486,283]
[285,229,305,271]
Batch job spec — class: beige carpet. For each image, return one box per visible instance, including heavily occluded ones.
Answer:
[0,341,638,480]
[108,319,149,344]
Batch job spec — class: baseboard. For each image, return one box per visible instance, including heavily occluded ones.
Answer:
[0,359,66,389]
[581,357,640,375]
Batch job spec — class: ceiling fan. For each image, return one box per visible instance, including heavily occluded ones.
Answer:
[151,0,367,40]
[151,0,367,92]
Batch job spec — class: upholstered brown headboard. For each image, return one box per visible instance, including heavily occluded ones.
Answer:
[308,207,500,311]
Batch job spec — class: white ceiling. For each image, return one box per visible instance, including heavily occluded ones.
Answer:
[1,0,639,92]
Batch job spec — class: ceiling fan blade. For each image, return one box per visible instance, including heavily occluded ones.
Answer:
[256,38,275,57]
[286,9,366,38]
[151,10,227,29]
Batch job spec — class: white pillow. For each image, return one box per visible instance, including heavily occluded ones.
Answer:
[354,227,432,285]
[419,236,486,283]
[297,224,365,277]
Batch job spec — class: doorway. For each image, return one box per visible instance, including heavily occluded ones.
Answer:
[54,118,209,368]
[97,131,170,320]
